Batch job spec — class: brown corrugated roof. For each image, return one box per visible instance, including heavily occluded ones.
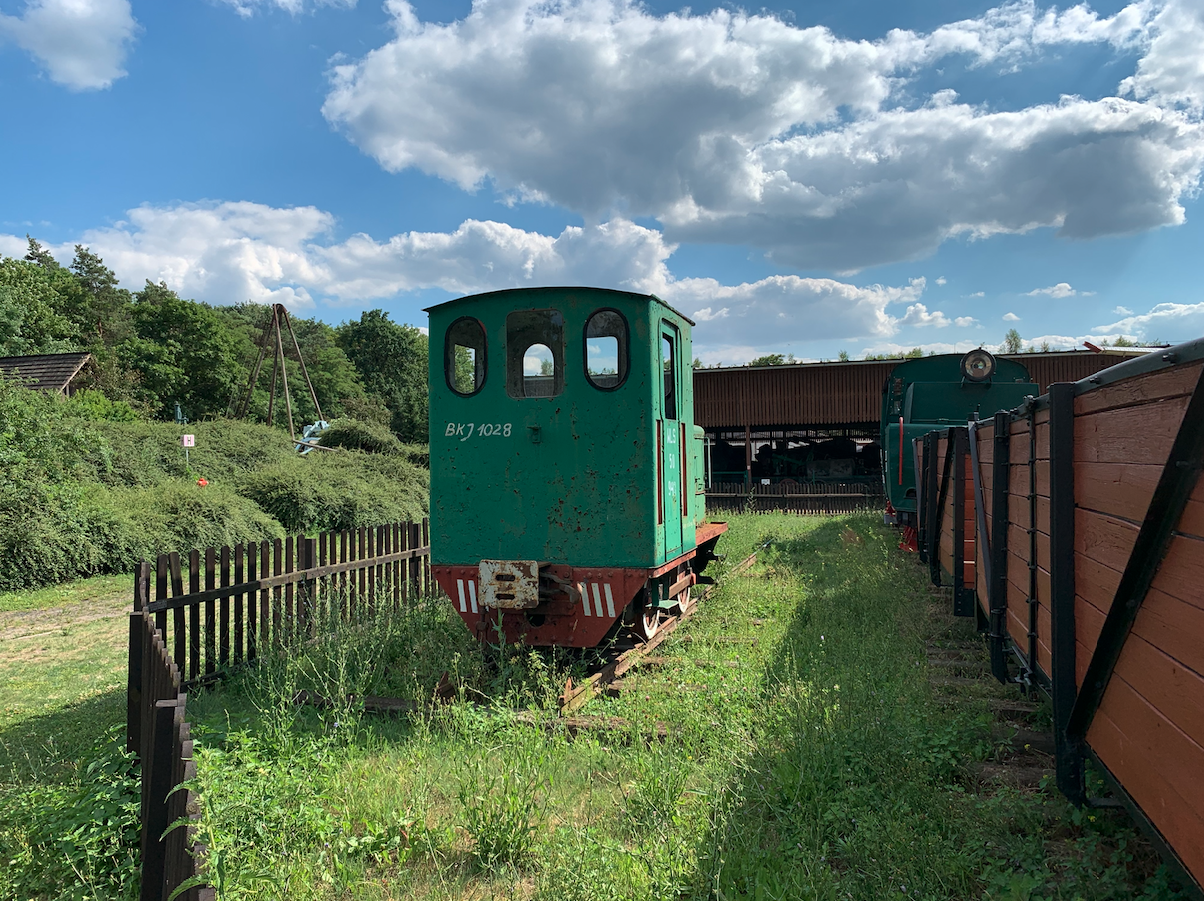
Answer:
[693,348,1152,430]
[0,352,92,394]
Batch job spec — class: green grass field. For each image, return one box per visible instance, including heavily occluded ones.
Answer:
[0,516,1190,901]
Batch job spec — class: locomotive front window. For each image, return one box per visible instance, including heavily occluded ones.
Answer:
[507,309,565,398]
[584,309,628,390]
[445,317,487,396]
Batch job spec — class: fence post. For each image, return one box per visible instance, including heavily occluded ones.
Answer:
[141,698,179,901]
[298,537,316,637]
[1048,382,1084,804]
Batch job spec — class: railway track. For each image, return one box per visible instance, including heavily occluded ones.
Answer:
[555,550,760,717]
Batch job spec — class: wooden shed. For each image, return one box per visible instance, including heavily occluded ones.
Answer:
[0,352,92,396]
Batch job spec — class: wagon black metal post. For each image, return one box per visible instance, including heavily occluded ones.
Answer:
[1047,383,1083,803]
[930,431,954,587]
[917,435,931,564]
[1068,363,1204,742]
[989,410,1011,683]
[1026,405,1039,687]
[925,431,941,571]
[952,427,972,616]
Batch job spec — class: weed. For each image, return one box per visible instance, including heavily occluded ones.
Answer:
[456,738,552,871]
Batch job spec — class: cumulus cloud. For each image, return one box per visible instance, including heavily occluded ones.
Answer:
[1003,311,1022,320]
[936,276,947,285]
[1027,282,1079,297]
[966,291,986,298]
[0,0,138,90]
[954,316,979,327]
[322,0,1204,271]
[1113,305,1134,315]
[1120,0,1204,111]
[5,201,932,349]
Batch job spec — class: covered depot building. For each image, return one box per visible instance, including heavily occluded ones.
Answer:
[0,352,92,396]
[694,348,1150,494]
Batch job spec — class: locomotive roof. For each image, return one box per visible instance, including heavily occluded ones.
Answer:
[423,286,695,327]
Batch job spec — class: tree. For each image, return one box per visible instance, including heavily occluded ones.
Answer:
[838,350,850,361]
[747,352,797,367]
[65,246,133,346]
[1001,329,1023,354]
[336,310,429,443]
[0,256,78,355]
[121,281,246,420]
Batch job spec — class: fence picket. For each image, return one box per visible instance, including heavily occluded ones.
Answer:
[204,548,216,677]
[188,551,200,683]
[220,546,231,668]
[234,544,244,666]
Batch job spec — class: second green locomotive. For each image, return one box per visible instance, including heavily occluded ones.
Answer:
[882,349,1037,528]
[426,287,725,647]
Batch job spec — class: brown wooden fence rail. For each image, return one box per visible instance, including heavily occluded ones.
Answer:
[706,481,884,515]
[126,519,432,901]
[915,343,1204,898]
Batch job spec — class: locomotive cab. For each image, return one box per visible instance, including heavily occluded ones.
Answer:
[426,287,726,647]
[882,349,1038,526]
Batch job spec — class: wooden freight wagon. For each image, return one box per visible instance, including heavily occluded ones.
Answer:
[917,338,1204,894]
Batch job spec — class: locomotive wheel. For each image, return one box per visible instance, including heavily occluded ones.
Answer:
[636,598,660,641]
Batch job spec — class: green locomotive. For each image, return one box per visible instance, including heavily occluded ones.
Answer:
[426,287,726,647]
[881,349,1037,528]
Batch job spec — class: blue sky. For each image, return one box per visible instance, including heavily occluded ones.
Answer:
[2,0,1202,363]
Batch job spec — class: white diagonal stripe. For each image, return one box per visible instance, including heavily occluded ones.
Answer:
[603,583,615,618]
[456,579,467,613]
[468,580,478,613]
[592,583,603,618]
[578,582,590,615]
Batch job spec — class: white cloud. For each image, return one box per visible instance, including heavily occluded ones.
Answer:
[898,302,953,328]
[1094,300,1204,338]
[1027,282,1079,298]
[966,291,986,298]
[322,0,1204,271]
[218,0,355,18]
[0,0,138,90]
[0,235,27,258]
[1120,0,1204,111]
[1003,311,1022,321]
[4,201,925,348]
[936,276,947,285]
[954,316,979,327]
[1113,305,1134,315]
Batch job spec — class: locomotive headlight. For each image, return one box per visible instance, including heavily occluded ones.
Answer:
[960,348,996,382]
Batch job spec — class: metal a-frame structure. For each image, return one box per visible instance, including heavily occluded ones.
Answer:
[231,303,323,440]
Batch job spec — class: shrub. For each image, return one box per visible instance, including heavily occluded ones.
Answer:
[236,452,428,534]
[317,417,403,454]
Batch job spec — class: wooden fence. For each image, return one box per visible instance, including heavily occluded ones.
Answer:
[916,344,1204,896]
[127,520,432,901]
[706,480,884,515]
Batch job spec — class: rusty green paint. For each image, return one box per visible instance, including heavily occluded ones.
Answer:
[427,287,703,569]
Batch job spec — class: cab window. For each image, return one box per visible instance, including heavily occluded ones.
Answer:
[445,317,486,396]
[507,309,564,398]
[584,309,628,390]
[662,332,677,420]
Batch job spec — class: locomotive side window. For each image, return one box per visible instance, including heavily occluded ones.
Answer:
[507,309,565,398]
[584,309,628,390]
[445,317,487,396]
[662,333,677,420]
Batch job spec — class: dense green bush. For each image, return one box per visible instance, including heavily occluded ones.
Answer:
[236,452,428,534]
[0,379,428,591]
[317,417,404,454]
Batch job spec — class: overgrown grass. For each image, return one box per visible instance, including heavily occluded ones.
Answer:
[0,574,138,900]
[176,513,1187,900]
